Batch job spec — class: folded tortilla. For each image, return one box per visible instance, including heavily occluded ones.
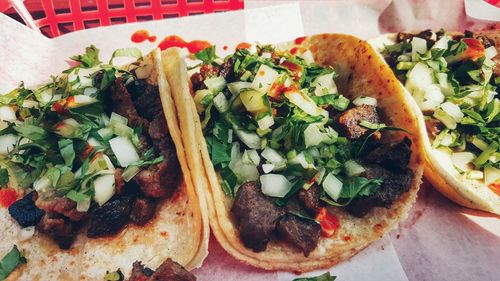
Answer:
[0,49,209,280]
[164,34,425,272]
[369,31,500,215]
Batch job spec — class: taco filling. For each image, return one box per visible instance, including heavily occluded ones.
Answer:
[0,46,181,249]
[381,30,499,194]
[191,45,414,255]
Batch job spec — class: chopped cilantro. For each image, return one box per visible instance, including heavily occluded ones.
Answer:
[71,45,101,68]
[293,272,336,281]
[195,46,217,63]
[0,245,26,280]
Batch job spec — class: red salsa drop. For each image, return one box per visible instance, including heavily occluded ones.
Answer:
[0,188,18,208]
[131,29,156,43]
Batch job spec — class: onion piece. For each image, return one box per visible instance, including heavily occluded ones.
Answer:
[93,174,116,206]
[251,64,279,94]
[109,136,140,167]
[322,173,343,201]
[260,174,292,198]
[353,96,377,107]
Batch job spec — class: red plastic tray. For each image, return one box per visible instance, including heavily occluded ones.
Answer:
[4,0,244,38]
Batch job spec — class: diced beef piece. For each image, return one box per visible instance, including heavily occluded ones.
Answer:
[134,160,181,199]
[108,77,149,129]
[231,181,285,252]
[127,259,195,281]
[127,79,163,122]
[148,113,175,157]
[347,165,414,217]
[87,193,134,238]
[130,198,157,226]
[276,214,321,257]
[365,137,412,173]
[149,258,196,281]
[464,30,474,38]
[219,57,235,81]
[190,64,220,91]
[8,192,45,228]
[297,186,321,215]
[476,35,495,49]
[336,105,380,140]
[35,196,86,221]
[425,118,444,137]
[37,213,77,249]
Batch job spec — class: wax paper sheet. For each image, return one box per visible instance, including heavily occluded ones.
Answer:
[1,1,499,281]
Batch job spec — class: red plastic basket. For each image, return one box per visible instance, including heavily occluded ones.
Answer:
[3,0,244,38]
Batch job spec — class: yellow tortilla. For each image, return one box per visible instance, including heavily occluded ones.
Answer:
[0,49,209,280]
[165,34,425,272]
[369,32,500,215]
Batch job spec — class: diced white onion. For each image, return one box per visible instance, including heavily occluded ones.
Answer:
[109,136,140,167]
[420,84,445,111]
[466,170,484,180]
[33,177,52,192]
[484,166,500,186]
[260,174,292,198]
[18,226,35,241]
[257,115,274,131]
[285,90,328,117]
[213,92,229,113]
[204,76,227,93]
[322,173,343,201]
[93,174,116,206]
[440,102,463,122]
[353,96,377,107]
[344,160,366,176]
[485,46,497,59]
[299,50,315,64]
[411,37,428,60]
[451,152,475,172]
[432,34,451,50]
[234,129,262,150]
[227,82,252,95]
[83,87,98,96]
[289,152,314,169]
[406,62,435,97]
[0,106,16,121]
[251,64,279,93]
[22,100,39,108]
[261,147,285,164]
[0,134,19,154]
[304,123,337,148]
[246,149,261,165]
[262,163,274,174]
[433,108,457,129]
[312,73,337,96]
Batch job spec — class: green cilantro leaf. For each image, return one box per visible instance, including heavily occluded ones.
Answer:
[0,168,9,186]
[0,245,27,280]
[71,45,101,68]
[195,46,217,63]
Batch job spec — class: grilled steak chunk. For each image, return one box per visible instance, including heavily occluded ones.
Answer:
[365,137,412,173]
[130,197,157,226]
[37,213,77,249]
[8,192,45,228]
[336,105,380,139]
[219,57,235,81]
[35,196,86,221]
[87,193,134,238]
[107,77,149,128]
[134,161,180,198]
[276,214,321,257]
[425,118,444,137]
[127,79,163,122]
[128,259,195,281]
[231,181,284,252]
[347,165,414,217]
[297,185,321,215]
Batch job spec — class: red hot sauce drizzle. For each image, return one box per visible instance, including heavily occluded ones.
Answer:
[131,29,157,43]
[158,35,212,54]
[235,42,251,50]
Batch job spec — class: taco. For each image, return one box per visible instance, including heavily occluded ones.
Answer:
[369,30,500,214]
[0,47,208,280]
[164,34,424,271]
